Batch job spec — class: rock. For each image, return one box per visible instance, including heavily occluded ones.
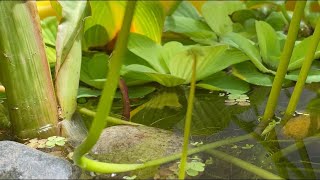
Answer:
[89,125,184,179]
[0,141,81,179]
[91,125,183,163]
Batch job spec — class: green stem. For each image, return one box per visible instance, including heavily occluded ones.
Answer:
[206,149,284,179]
[73,1,136,165]
[178,50,197,179]
[280,2,291,24]
[76,133,252,173]
[258,1,306,133]
[284,18,320,117]
[77,107,142,126]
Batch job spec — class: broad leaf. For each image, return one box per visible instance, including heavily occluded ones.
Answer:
[288,36,320,71]
[123,64,185,87]
[128,33,166,73]
[80,53,109,89]
[232,61,274,86]
[255,21,281,69]
[202,1,245,35]
[197,71,250,94]
[167,45,229,82]
[221,32,275,74]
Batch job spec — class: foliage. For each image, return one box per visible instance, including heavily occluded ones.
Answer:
[26,136,67,149]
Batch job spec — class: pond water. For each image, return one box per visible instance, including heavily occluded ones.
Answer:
[106,84,320,179]
[1,84,320,179]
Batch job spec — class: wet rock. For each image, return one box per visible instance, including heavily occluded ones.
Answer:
[89,125,184,179]
[0,141,80,179]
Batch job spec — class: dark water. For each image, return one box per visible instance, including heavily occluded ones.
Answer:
[128,84,320,179]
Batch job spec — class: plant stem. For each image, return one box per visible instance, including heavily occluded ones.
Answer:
[76,133,252,173]
[178,50,197,179]
[258,1,306,134]
[284,18,320,118]
[0,0,59,139]
[119,78,131,120]
[280,2,291,24]
[77,107,141,126]
[206,149,284,179]
[73,1,136,166]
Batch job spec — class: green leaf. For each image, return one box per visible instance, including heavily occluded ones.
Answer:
[186,169,199,177]
[55,141,66,146]
[128,33,166,73]
[202,1,245,35]
[167,45,228,82]
[80,53,109,89]
[47,136,57,141]
[45,141,56,148]
[171,1,201,20]
[54,1,89,120]
[232,62,274,86]
[255,21,281,69]
[41,16,58,47]
[164,15,217,42]
[77,87,101,98]
[265,11,287,31]
[197,71,250,94]
[222,32,275,74]
[288,37,320,71]
[286,62,320,83]
[55,1,88,66]
[41,17,58,65]
[83,1,165,49]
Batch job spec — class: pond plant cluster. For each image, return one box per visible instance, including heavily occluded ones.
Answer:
[1,0,320,179]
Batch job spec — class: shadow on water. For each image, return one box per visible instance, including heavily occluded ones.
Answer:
[129,84,320,179]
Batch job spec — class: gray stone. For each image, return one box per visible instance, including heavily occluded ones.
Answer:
[0,141,80,179]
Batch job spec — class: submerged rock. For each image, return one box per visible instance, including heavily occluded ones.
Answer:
[0,141,80,179]
[89,125,184,178]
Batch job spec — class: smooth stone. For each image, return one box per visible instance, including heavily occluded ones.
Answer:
[0,141,80,179]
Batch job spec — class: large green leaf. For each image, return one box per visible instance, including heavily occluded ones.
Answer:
[123,64,185,87]
[232,62,274,86]
[167,45,229,82]
[221,32,275,74]
[255,21,281,69]
[128,33,166,73]
[197,71,250,94]
[202,1,245,35]
[80,53,109,89]
[288,36,320,71]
